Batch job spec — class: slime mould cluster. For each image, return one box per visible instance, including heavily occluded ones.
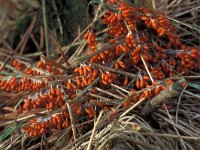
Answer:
[0,0,200,137]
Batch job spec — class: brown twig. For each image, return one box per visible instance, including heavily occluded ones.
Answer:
[90,62,136,78]
[120,98,146,118]
[66,102,78,140]
[140,79,186,117]
[51,36,70,67]
[41,55,68,71]
[140,54,154,82]
[87,111,103,150]
[57,10,106,63]
[15,15,38,55]
[95,87,123,100]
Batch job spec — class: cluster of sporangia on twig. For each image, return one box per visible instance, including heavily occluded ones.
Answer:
[0,0,200,137]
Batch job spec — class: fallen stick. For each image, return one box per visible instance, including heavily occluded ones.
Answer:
[140,79,186,117]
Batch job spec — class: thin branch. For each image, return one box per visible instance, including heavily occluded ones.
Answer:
[42,0,50,58]
[87,111,103,150]
[140,54,154,82]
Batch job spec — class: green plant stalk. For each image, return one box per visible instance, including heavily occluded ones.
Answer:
[0,121,25,142]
